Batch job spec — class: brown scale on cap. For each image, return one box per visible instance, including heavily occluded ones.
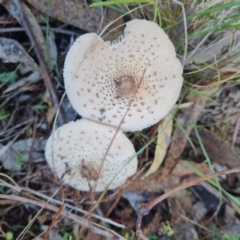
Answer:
[81,162,99,181]
[64,19,183,131]
[114,75,137,98]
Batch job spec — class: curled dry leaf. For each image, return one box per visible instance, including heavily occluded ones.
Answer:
[126,160,210,193]
[0,37,38,74]
[192,31,240,65]
[190,127,240,180]
[2,0,57,71]
[42,91,56,125]
[144,114,173,177]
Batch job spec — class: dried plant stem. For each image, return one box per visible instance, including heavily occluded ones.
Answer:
[42,204,65,240]
[0,174,125,229]
[0,194,125,239]
[136,166,240,239]
[14,0,65,125]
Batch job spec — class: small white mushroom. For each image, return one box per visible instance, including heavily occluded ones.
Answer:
[45,119,137,192]
[64,19,183,131]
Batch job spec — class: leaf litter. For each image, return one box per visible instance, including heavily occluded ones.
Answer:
[0,0,240,239]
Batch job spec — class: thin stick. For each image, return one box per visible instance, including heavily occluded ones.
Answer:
[14,0,65,125]
[136,166,240,238]
[42,204,65,239]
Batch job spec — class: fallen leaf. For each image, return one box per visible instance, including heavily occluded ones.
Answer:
[37,214,48,224]
[42,90,53,107]
[0,138,46,171]
[168,195,199,240]
[192,31,235,63]
[161,97,207,178]
[144,115,173,177]
[47,106,56,125]
[27,0,124,39]
[0,37,38,74]
[126,160,210,193]
[190,128,240,179]
[2,0,56,71]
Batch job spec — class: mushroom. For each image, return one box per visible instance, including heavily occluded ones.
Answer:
[64,19,183,131]
[45,119,137,191]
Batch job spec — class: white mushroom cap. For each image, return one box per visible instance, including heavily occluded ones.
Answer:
[45,119,137,192]
[64,19,183,131]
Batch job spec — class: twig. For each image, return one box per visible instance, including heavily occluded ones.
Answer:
[136,166,240,238]
[0,26,79,35]
[21,185,125,228]
[14,0,65,125]
[0,194,125,240]
[42,204,65,239]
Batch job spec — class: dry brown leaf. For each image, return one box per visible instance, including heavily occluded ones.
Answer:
[37,214,48,224]
[191,128,240,179]
[126,160,210,193]
[169,197,198,240]
[27,0,124,38]
[158,98,207,179]
[144,115,173,177]
[47,106,57,125]
[42,90,53,107]
[42,90,56,124]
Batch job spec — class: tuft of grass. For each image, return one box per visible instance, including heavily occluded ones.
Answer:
[0,185,4,193]
[0,72,18,84]
[0,109,10,121]
[15,154,24,167]
[6,232,14,240]
[34,103,48,110]
[211,225,240,240]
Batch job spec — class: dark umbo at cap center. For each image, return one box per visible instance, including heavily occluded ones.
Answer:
[114,75,137,98]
